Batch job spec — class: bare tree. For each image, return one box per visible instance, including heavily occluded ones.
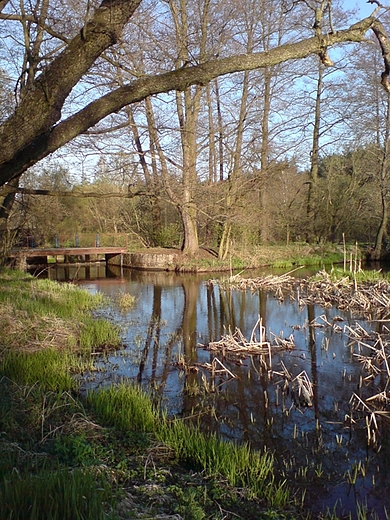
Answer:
[1,0,390,254]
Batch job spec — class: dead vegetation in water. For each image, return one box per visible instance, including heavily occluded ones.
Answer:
[208,269,390,320]
[274,361,314,409]
[181,316,310,409]
[198,317,296,373]
[207,271,296,301]
[299,273,390,319]
[202,317,271,354]
[204,269,390,444]
[342,322,390,447]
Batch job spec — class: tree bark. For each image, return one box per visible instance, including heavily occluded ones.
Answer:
[258,67,272,243]
[0,177,20,260]
[218,67,250,260]
[206,84,217,183]
[179,202,199,254]
[215,79,225,183]
[373,190,389,259]
[0,1,9,13]
[306,60,324,243]
[373,97,390,259]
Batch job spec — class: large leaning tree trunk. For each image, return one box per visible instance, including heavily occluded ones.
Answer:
[0,0,143,186]
[0,0,50,252]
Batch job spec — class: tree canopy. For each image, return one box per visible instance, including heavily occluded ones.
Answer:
[0,0,390,191]
[2,0,390,256]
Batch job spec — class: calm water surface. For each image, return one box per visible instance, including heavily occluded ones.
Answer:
[46,264,390,518]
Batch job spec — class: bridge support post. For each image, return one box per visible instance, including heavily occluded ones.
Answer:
[15,253,27,271]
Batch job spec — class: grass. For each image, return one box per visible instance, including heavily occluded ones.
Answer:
[322,267,390,283]
[155,242,345,272]
[311,266,390,284]
[0,274,106,318]
[79,317,122,353]
[0,349,75,391]
[116,291,136,311]
[230,243,344,271]
[271,251,343,269]
[157,419,272,487]
[86,381,157,433]
[0,270,124,519]
[0,468,116,520]
[87,382,289,507]
[157,418,289,505]
[0,268,121,356]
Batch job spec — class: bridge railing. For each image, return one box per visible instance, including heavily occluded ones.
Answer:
[19,233,130,249]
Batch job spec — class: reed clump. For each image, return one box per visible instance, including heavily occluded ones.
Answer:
[116,291,136,311]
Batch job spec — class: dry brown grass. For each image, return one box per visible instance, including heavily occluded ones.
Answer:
[0,303,79,356]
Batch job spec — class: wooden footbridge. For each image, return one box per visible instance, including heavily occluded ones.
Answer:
[8,246,127,269]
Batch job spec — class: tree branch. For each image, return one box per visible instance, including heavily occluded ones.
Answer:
[0,185,150,199]
[0,0,9,13]
[0,13,71,44]
[371,19,390,92]
[0,12,390,190]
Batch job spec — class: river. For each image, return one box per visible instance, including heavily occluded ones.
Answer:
[43,263,390,518]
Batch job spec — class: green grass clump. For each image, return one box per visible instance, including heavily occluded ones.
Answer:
[272,259,294,269]
[157,418,287,503]
[0,269,106,321]
[271,252,343,270]
[88,381,288,505]
[0,468,116,520]
[0,269,121,355]
[79,317,121,353]
[0,349,75,391]
[313,267,390,284]
[87,382,157,433]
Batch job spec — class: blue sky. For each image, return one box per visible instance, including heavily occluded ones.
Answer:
[343,0,390,22]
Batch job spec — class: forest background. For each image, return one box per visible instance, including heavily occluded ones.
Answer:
[1,0,390,263]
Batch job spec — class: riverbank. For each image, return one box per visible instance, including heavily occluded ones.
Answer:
[125,242,346,272]
[0,269,299,519]
[0,267,385,519]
